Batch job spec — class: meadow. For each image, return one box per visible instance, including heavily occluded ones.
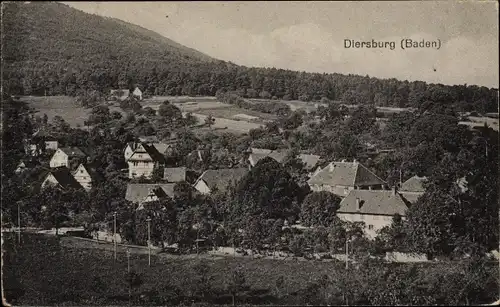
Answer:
[3,233,498,306]
[19,96,125,128]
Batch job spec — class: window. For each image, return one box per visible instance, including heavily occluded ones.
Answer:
[373,215,379,220]
[360,215,364,220]
[80,170,84,173]
[133,162,138,166]
[368,225,374,230]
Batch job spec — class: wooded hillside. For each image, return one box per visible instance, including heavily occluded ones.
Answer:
[2,2,498,113]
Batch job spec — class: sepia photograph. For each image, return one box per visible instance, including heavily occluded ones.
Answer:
[1,1,499,306]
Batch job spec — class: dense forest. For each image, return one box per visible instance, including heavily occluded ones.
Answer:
[2,2,498,113]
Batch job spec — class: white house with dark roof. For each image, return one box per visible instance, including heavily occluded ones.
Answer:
[399,175,427,204]
[72,163,100,191]
[49,147,87,168]
[126,143,165,179]
[41,167,84,190]
[125,183,176,208]
[194,168,249,195]
[307,161,386,197]
[337,188,411,239]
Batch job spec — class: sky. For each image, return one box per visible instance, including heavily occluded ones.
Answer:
[65,1,499,88]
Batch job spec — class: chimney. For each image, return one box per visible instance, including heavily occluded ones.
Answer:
[356,198,361,211]
[392,185,398,196]
[353,159,357,164]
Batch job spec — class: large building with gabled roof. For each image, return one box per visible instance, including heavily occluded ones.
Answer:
[307,161,386,197]
[337,188,411,238]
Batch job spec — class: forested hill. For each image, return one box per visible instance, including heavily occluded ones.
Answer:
[2,2,498,112]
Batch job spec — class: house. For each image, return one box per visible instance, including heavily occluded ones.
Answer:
[125,183,176,208]
[72,163,101,191]
[26,128,59,156]
[194,168,249,194]
[163,167,186,183]
[49,147,87,168]
[248,148,288,167]
[15,159,39,174]
[127,143,165,179]
[41,167,83,190]
[109,89,130,101]
[399,175,427,204]
[133,87,143,100]
[337,188,411,239]
[307,160,386,197]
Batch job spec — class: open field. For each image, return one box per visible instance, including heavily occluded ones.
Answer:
[194,107,276,123]
[18,96,498,132]
[19,95,90,127]
[19,96,125,128]
[186,112,262,134]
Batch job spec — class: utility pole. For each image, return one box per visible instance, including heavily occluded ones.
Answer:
[126,248,131,306]
[17,202,21,244]
[147,217,151,266]
[345,238,349,270]
[126,249,131,273]
[113,211,117,260]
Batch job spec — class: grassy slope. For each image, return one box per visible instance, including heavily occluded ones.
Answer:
[3,233,346,305]
[4,233,498,306]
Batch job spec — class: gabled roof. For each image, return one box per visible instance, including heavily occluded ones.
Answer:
[196,168,249,192]
[128,143,165,163]
[249,149,288,166]
[401,175,427,193]
[125,183,176,203]
[307,161,386,187]
[74,163,102,181]
[59,147,87,158]
[338,189,409,216]
[298,154,321,170]
[164,167,186,183]
[46,167,83,190]
[151,143,170,155]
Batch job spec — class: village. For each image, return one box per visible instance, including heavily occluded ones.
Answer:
[8,84,490,265]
